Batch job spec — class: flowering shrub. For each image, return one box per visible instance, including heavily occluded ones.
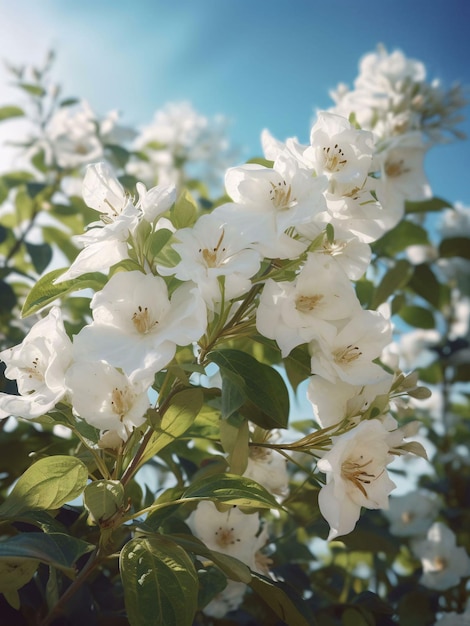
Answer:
[0,46,468,626]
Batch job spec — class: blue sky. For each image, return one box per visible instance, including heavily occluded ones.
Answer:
[1,0,469,206]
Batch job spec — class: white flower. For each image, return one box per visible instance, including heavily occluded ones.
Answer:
[309,309,392,385]
[317,419,398,540]
[44,100,103,169]
[158,213,261,308]
[72,270,207,380]
[413,523,470,590]
[215,158,327,259]
[187,500,263,565]
[244,446,289,498]
[256,254,360,357]
[203,581,247,619]
[135,181,176,222]
[65,360,150,441]
[304,112,375,197]
[375,132,431,220]
[383,491,440,537]
[131,101,234,189]
[0,307,72,419]
[56,163,139,283]
[82,162,131,218]
[307,375,393,428]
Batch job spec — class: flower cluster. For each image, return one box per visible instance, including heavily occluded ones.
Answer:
[0,45,468,625]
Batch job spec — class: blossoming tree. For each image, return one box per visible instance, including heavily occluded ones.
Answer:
[0,46,468,626]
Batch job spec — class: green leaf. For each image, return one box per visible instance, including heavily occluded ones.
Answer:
[208,349,289,429]
[183,473,280,509]
[404,196,450,214]
[373,220,429,257]
[250,572,314,626]
[370,259,414,309]
[146,228,173,258]
[83,480,125,525]
[25,241,53,274]
[171,189,197,229]
[18,83,46,97]
[105,143,131,168]
[0,557,38,608]
[59,98,80,107]
[0,106,24,122]
[120,536,198,626]
[0,532,92,577]
[0,280,16,313]
[0,455,88,518]
[220,370,247,420]
[408,264,446,309]
[399,305,435,329]
[284,345,311,391]
[2,171,35,188]
[31,149,48,173]
[219,416,249,475]
[15,187,34,222]
[439,237,470,260]
[21,268,106,317]
[140,388,204,466]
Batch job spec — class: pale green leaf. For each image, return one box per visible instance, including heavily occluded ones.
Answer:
[0,455,88,517]
[120,536,198,626]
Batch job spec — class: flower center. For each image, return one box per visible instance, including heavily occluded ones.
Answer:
[249,446,271,461]
[200,230,226,268]
[132,305,157,334]
[110,387,133,420]
[295,294,323,312]
[322,238,347,256]
[385,159,408,178]
[24,356,43,382]
[341,457,376,498]
[322,144,347,173]
[269,180,296,209]
[334,344,362,365]
[214,525,241,549]
[432,556,448,572]
[401,511,414,524]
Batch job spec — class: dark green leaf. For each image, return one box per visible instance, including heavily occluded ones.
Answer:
[0,281,16,313]
[208,349,289,429]
[120,536,198,626]
[408,264,445,309]
[439,237,470,260]
[250,572,315,626]
[0,532,92,576]
[184,473,280,509]
[25,242,53,274]
[404,196,450,214]
[105,143,131,168]
[399,305,435,329]
[59,98,80,107]
[373,220,429,257]
[371,260,414,309]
